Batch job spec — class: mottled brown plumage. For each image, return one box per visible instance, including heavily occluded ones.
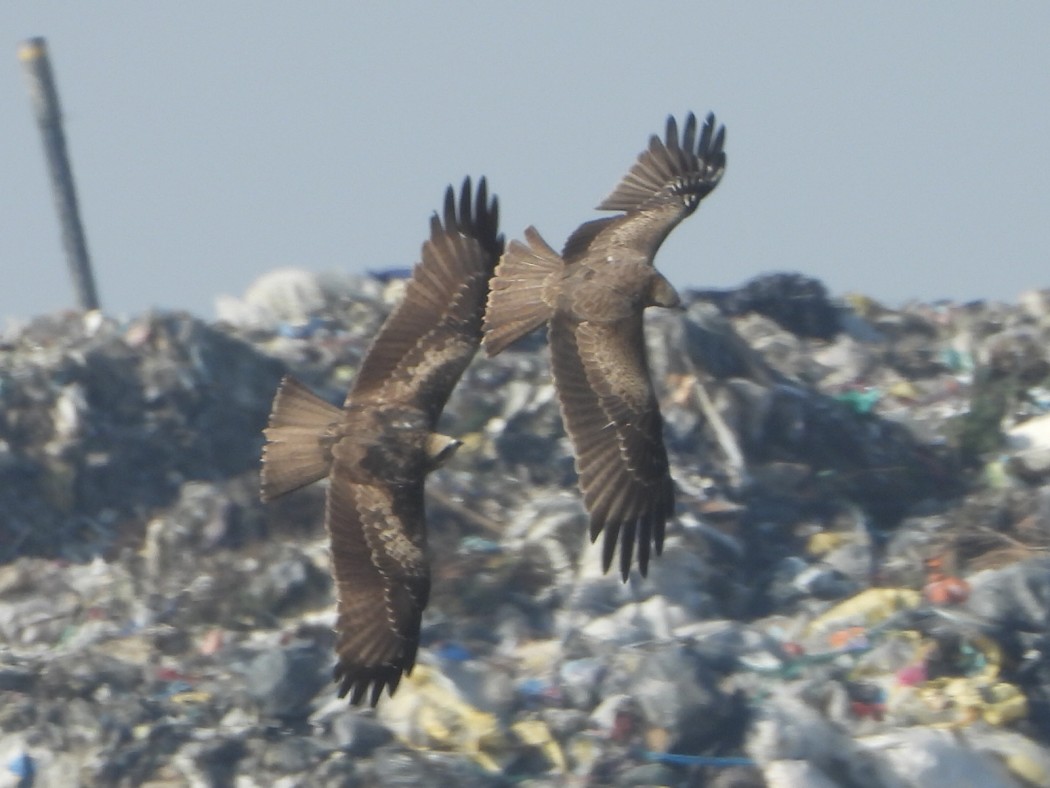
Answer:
[260,178,503,706]
[483,112,726,580]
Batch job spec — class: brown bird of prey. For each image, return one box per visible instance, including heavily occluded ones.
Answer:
[260,178,503,706]
[483,112,726,581]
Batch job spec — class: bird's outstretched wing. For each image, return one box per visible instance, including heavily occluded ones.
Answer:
[598,111,726,215]
[349,177,504,423]
[549,312,675,580]
[561,112,726,263]
[327,463,430,707]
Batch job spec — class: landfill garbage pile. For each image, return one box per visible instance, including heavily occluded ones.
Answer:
[0,310,285,562]
[3,270,1050,786]
[689,272,841,340]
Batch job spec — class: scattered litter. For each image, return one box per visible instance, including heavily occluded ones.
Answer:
[3,274,1050,782]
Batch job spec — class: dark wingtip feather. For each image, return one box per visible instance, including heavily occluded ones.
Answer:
[589,481,675,581]
[443,182,457,229]
[619,519,638,581]
[665,114,680,152]
[636,518,652,578]
[441,175,505,260]
[477,176,501,253]
[458,176,471,229]
[430,176,505,263]
[713,124,726,160]
[335,662,403,708]
[701,113,726,169]
[682,112,697,153]
[601,526,618,575]
[698,113,713,155]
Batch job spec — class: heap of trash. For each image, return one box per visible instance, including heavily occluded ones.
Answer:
[4,268,1050,786]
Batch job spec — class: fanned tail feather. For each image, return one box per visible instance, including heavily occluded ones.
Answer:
[482,226,564,356]
[260,375,342,500]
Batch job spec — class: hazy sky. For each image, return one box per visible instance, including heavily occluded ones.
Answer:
[3,4,1049,323]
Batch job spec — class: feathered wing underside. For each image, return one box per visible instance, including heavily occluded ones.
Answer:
[482,226,564,356]
[350,177,504,423]
[327,464,430,707]
[597,112,726,216]
[560,217,617,263]
[260,375,343,500]
[549,313,674,580]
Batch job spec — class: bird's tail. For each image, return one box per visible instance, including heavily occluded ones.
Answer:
[482,226,563,356]
[260,375,342,500]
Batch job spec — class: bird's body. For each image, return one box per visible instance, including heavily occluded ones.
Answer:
[260,178,502,706]
[483,112,726,580]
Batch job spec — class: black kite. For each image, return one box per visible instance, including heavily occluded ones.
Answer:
[483,113,726,580]
[261,178,503,705]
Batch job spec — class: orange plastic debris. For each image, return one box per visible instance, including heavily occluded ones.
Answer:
[828,626,868,650]
[924,576,970,606]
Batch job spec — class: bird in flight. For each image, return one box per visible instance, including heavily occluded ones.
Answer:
[483,112,726,581]
[260,178,503,706]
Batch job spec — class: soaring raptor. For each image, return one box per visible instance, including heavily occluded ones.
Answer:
[483,112,726,580]
[260,178,503,706]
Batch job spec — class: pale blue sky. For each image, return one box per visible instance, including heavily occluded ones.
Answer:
[3,4,1049,322]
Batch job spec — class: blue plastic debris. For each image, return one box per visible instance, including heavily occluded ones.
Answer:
[276,316,327,339]
[367,267,413,283]
[644,751,754,768]
[434,641,473,662]
[7,751,35,787]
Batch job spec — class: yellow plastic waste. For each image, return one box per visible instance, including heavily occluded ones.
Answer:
[878,629,1029,730]
[806,531,856,557]
[983,458,1013,490]
[644,726,672,753]
[331,365,355,386]
[844,293,887,319]
[981,682,1028,726]
[511,719,567,772]
[807,588,922,638]
[954,728,1050,785]
[457,431,487,453]
[568,734,601,776]
[168,690,213,705]
[886,380,921,401]
[514,639,563,676]
[894,633,1019,726]
[1001,745,1050,786]
[912,677,1027,728]
[378,664,507,772]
